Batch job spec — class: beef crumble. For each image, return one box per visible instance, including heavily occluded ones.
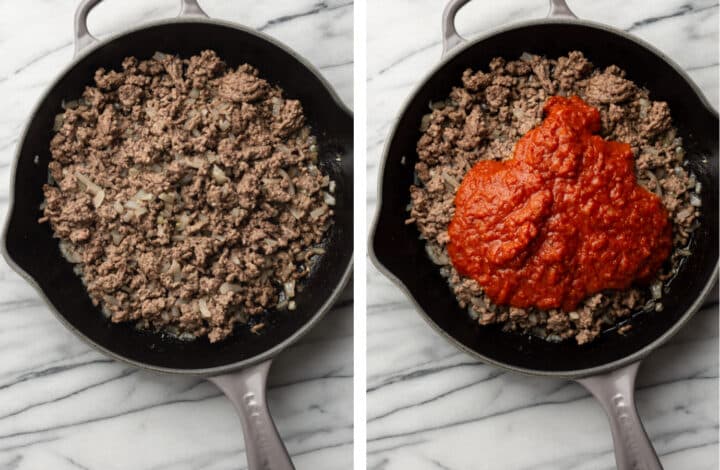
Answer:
[41,50,334,343]
[409,51,701,345]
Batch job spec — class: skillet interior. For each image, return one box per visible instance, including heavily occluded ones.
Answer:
[371,22,718,374]
[3,21,353,371]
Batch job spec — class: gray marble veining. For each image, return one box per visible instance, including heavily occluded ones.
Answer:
[0,1,352,469]
[367,1,718,469]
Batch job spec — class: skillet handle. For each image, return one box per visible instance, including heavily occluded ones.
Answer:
[209,360,295,470]
[548,0,577,19]
[441,0,471,58]
[73,0,102,57]
[179,0,208,18]
[441,0,577,57]
[73,0,208,57]
[576,362,664,470]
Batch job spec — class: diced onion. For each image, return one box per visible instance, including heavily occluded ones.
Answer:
[184,157,204,169]
[441,172,460,189]
[644,170,662,198]
[59,240,83,263]
[220,282,242,294]
[198,298,211,318]
[425,244,449,265]
[420,114,431,132]
[271,97,283,116]
[546,334,562,343]
[212,165,228,184]
[322,192,336,206]
[134,189,154,201]
[283,280,296,298]
[468,306,479,320]
[277,169,295,196]
[176,213,190,231]
[650,282,663,299]
[53,114,65,131]
[92,189,105,208]
[76,172,102,195]
[166,260,182,282]
[111,230,124,245]
[679,205,694,218]
[310,207,326,220]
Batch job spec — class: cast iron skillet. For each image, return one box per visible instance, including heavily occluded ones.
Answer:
[370,0,718,468]
[1,1,353,469]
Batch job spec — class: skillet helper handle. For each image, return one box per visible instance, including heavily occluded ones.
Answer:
[576,362,664,470]
[73,0,208,57]
[441,0,471,57]
[209,360,295,470]
[441,0,577,57]
[179,0,208,18]
[73,0,102,57]
[548,0,577,18]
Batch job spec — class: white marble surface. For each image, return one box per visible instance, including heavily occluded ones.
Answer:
[0,1,352,469]
[367,1,718,469]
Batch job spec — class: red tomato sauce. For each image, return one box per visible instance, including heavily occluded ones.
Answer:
[448,96,672,311]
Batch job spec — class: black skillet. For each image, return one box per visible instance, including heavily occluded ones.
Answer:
[1,1,353,469]
[370,1,718,468]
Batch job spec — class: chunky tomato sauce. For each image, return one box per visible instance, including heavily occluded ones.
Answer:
[448,96,672,311]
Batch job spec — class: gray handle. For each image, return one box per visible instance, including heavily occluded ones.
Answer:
[209,360,294,470]
[547,0,577,18]
[73,0,208,57]
[442,0,578,57]
[577,362,663,470]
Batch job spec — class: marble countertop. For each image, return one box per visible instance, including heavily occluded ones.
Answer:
[367,1,718,469]
[0,1,352,469]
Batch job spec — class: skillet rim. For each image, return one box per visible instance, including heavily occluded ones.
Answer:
[368,16,719,379]
[1,15,354,377]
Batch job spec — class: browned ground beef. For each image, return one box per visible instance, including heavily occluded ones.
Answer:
[40,50,334,343]
[409,51,701,345]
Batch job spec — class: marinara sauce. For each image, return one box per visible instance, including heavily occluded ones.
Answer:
[448,96,672,311]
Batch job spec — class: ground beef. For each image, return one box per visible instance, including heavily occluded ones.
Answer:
[40,50,334,343]
[409,51,701,345]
